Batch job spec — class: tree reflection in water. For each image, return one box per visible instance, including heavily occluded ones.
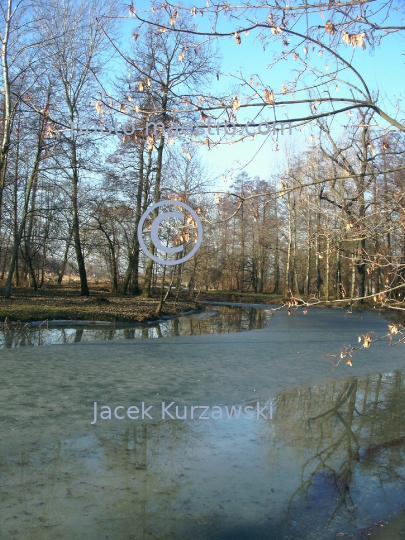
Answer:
[0,306,270,348]
[258,370,405,535]
[2,370,405,539]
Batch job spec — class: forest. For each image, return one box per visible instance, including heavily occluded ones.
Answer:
[0,0,404,309]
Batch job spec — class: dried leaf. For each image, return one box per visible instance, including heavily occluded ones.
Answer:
[264,89,274,104]
[343,30,366,49]
[45,124,54,137]
[325,20,336,36]
[95,100,103,114]
[233,95,241,112]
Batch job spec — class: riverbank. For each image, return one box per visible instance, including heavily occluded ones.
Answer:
[0,284,198,324]
[0,285,285,324]
[0,284,403,325]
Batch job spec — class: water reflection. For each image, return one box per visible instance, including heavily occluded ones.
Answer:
[2,370,405,538]
[0,306,270,349]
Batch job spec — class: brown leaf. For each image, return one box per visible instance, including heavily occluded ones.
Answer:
[264,89,274,104]
[325,20,336,36]
[343,31,366,49]
[95,100,103,114]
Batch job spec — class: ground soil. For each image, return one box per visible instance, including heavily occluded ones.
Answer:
[0,282,286,324]
[0,283,200,324]
[0,281,402,324]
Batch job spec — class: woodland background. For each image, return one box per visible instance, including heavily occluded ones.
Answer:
[0,0,404,308]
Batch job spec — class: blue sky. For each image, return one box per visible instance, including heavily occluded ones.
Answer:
[104,2,405,185]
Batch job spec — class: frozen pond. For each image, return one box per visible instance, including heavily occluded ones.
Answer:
[1,305,405,539]
[0,305,270,348]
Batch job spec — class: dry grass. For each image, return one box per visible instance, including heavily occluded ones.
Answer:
[0,283,198,324]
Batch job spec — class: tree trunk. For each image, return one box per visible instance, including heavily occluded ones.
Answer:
[58,227,73,284]
[141,137,165,296]
[4,109,46,298]
[70,139,89,296]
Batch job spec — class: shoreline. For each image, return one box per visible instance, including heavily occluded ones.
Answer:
[0,284,404,326]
